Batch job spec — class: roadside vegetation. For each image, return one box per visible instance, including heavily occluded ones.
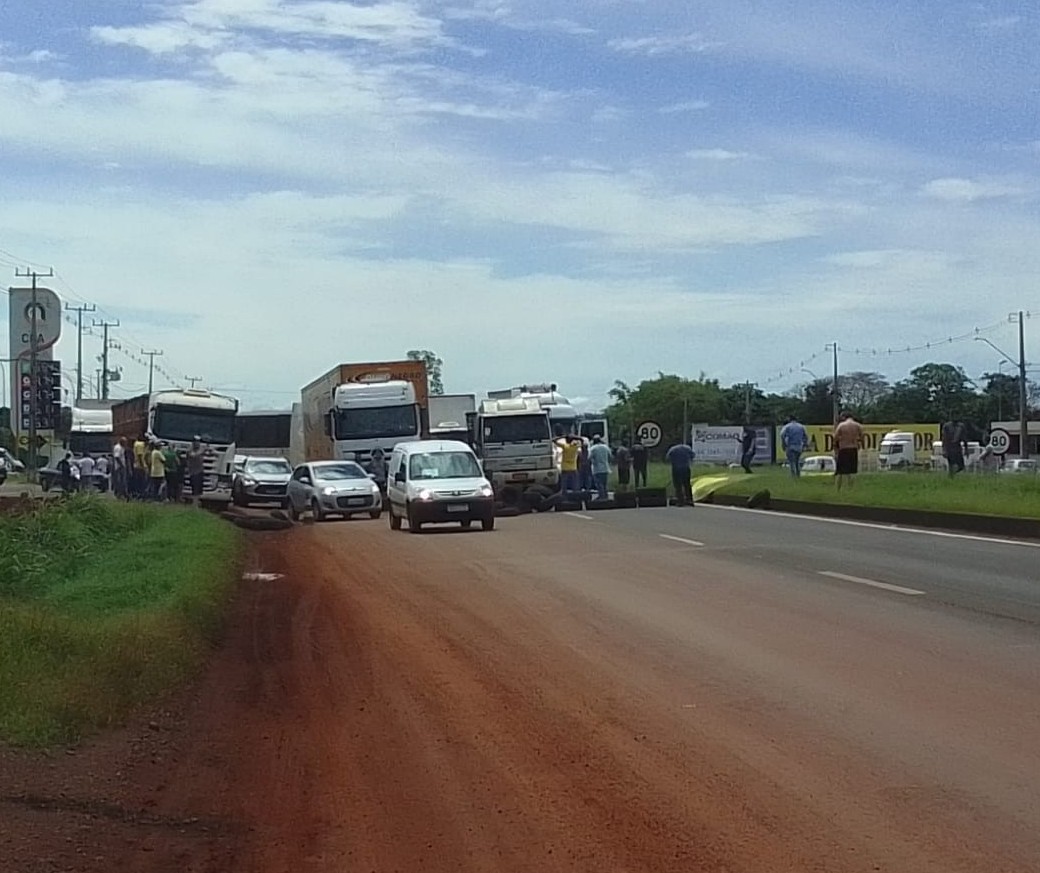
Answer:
[703,468,1040,518]
[0,496,241,746]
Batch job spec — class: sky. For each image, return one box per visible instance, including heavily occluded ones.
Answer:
[1,0,1039,411]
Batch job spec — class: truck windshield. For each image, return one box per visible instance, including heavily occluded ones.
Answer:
[879,443,903,455]
[153,405,236,444]
[69,433,113,455]
[482,414,550,443]
[334,405,418,440]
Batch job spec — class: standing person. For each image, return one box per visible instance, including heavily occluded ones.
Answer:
[112,436,128,499]
[779,415,809,477]
[186,436,207,505]
[665,440,696,506]
[162,442,180,501]
[630,439,648,488]
[149,441,167,501]
[941,419,967,476]
[833,411,863,490]
[588,435,612,501]
[558,435,580,497]
[578,437,593,494]
[739,424,757,474]
[615,441,632,491]
[77,452,96,492]
[58,451,74,493]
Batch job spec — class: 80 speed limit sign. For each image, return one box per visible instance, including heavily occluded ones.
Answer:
[635,420,662,448]
[989,427,1011,455]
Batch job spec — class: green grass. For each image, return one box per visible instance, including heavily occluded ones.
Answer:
[0,496,241,746]
[701,467,1040,519]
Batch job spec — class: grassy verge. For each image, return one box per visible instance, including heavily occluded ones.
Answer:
[702,468,1040,519]
[0,496,241,746]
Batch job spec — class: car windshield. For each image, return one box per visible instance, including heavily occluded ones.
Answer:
[313,462,368,481]
[409,451,482,480]
[482,414,550,443]
[333,405,418,440]
[246,459,291,475]
[153,405,236,444]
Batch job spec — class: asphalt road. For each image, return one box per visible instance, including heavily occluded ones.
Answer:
[162,505,1040,873]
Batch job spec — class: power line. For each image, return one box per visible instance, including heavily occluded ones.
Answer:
[92,318,120,400]
[141,349,163,394]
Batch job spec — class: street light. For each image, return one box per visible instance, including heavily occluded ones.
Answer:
[975,334,1029,458]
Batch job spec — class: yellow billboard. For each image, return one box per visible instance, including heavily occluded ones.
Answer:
[776,423,940,456]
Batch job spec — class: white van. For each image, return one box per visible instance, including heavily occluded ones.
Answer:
[386,439,496,533]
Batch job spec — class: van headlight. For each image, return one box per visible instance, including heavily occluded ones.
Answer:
[418,489,432,501]
[479,484,493,498]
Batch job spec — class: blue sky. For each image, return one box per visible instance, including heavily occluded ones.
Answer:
[2,0,1039,410]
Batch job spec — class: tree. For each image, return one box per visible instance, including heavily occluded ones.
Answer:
[604,373,727,449]
[406,349,444,395]
[837,371,889,418]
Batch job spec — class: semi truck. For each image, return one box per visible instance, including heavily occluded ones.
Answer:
[111,388,239,501]
[67,401,115,457]
[487,383,609,443]
[471,397,557,495]
[429,393,477,443]
[300,360,429,469]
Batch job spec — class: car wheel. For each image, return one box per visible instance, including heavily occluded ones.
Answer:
[231,485,243,507]
[481,516,495,532]
[389,505,402,530]
[369,509,381,520]
[407,505,423,533]
[287,499,299,522]
[460,519,472,529]
[311,498,326,522]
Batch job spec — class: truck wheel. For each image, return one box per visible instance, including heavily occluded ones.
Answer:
[389,506,402,530]
[481,516,495,532]
[311,499,326,522]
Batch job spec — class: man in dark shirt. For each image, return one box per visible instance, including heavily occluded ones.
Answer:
[630,439,648,488]
[941,420,966,475]
[739,425,757,474]
[665,442,695,506]
[615,441,632,490]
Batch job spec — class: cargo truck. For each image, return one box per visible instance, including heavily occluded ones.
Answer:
[487,383,609,443]
[111,388,239,501]
[429,393,477,444]
[67,401,115,457]
[234,411,291,459]
[300,360,429,470]
[471,397,556,495]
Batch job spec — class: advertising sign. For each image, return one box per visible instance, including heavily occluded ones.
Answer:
[775,423,940,457]
[692,425,773,465]
[8,286,62,436]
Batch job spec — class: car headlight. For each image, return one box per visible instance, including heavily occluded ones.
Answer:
[479,485,493,498]
[241,476,256,486]
[322,486,336,496]
[371,483,381,494]
[418,489,432,501]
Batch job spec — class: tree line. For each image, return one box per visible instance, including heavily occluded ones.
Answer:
[605,364,1039,449]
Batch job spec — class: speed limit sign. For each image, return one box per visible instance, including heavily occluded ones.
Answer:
[635,420,662,448]
[989,427,1011,455]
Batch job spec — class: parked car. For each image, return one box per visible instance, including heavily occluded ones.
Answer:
[232,456,293,506]
[800,455,836,474]
[285,460,382,521]
[1000,458,1037,474]
[386,439,495,533]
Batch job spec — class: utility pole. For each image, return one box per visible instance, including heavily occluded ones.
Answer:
[142,349,163,394]
[743,381,756,423]
[14,267,54,483]
[92,318,120,400]
[64,302,96,403]
[186,375,203,389]
[1014,311,1029,459]
[826,342,840,426]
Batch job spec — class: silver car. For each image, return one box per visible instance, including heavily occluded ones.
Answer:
[232,456,293,506]
[286,460,383,522]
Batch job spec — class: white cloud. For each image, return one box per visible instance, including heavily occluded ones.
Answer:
[921,177,1026,203]
[978,16,1021,32]
[686,149,753,161]
[658,100,710,114]
[608,33,722,56]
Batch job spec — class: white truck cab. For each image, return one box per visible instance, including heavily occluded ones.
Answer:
[329,379,421,468]
[878,431,916,470]
[472,398,557,494]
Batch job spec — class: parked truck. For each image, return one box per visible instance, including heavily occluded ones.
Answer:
[234,411,292,459]
[429,393,477,443]
[471,397,557,495]
[111,388,239,501]
[487,383,609,443]
[67,401,115,457]
[300,360,428,469]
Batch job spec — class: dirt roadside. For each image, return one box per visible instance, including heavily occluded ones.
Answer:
[3,519,1036,872]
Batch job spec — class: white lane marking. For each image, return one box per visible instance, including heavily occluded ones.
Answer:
[701,504,1040,549]
[569,513,594,520]
[659,534,705,547]
[818,570,926,597]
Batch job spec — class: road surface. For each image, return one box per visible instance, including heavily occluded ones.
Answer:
[121,504,1038,873]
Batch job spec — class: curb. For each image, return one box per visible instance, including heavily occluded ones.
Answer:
[705,493,1040,539]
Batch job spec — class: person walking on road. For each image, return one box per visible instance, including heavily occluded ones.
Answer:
[630,439,648,488]
[665,441,695,506]
[942,419,967,476]
[739,424,757,474]
[588,435,612,501]
[186,437,207,504]
[779,415,809,477]
[833,411,863,490]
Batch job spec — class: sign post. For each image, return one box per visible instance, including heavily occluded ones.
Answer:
[989,428,1011,456]
[635,420,662,448]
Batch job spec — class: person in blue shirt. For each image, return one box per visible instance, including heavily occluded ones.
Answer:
[588,435,612,500]
[665,441,696,506]
[779,415,809,477]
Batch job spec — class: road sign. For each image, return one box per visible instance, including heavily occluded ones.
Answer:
[989,428,1011,455]
[635,420,662,448]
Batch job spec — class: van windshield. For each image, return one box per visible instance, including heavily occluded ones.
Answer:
[409,451,481,480]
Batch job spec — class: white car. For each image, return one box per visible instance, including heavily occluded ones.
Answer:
[285,460,382,522]
[800,455,836,474]
[1000,458,1037,474]
[232,456,293,506]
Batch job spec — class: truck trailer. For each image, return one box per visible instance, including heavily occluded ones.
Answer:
[300,360,429,468]
[234,411,292,459]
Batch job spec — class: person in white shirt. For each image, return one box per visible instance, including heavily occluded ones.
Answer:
[77,454,96,491]
[95,455,110,477]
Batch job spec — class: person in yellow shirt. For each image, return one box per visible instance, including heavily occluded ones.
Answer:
[558,435,580,496]
[132,436,148,498]
[149,441,167,500]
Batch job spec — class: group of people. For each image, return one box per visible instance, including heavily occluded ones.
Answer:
[57,435,209,502]
[778,411,864,488]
